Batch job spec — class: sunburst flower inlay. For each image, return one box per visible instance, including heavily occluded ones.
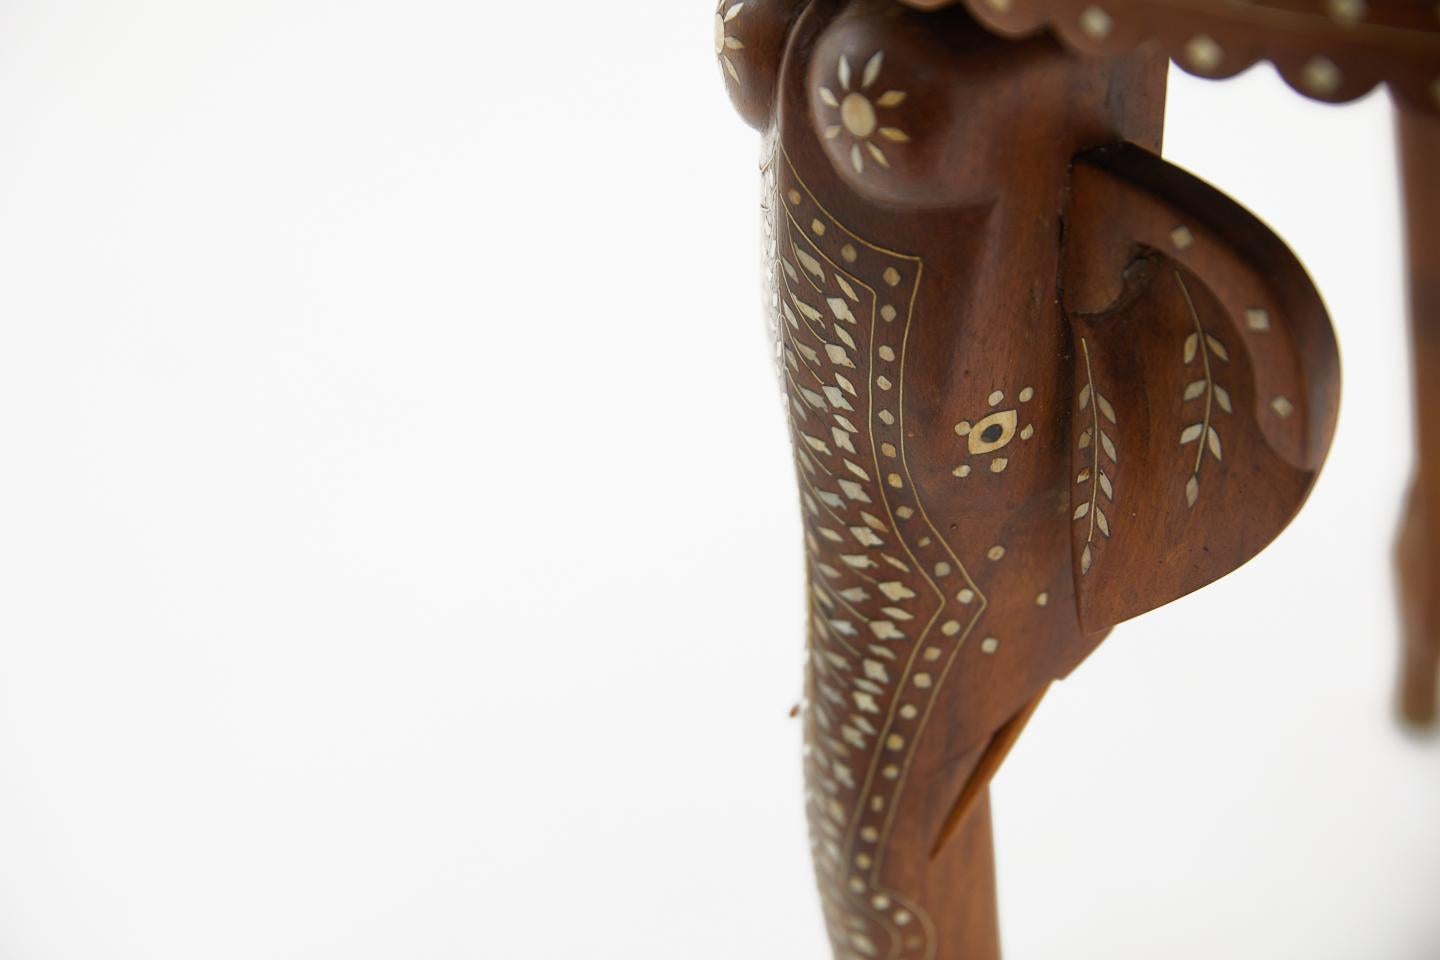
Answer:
[817,52,910,174]
[715,2,746,83]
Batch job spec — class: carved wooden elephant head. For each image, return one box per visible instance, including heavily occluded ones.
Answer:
[718,2,1340,958]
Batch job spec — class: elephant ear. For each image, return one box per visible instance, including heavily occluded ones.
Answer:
[1061,143,1340,635]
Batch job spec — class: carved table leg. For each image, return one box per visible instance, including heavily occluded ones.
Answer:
[718,3,1340,957]
[1396,102,1440,729]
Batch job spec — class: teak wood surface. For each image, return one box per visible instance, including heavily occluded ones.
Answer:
[716,1,1434,957]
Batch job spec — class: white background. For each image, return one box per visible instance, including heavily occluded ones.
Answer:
[0,2,1436,958]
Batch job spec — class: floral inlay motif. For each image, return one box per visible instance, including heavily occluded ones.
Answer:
[715,1,746,83]
[817,52,911,174]
[952,386,1036,478]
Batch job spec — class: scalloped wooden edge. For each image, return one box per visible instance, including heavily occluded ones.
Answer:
[897,0,1440,114]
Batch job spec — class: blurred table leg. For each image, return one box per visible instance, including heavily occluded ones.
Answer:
[1396,100,1440,728]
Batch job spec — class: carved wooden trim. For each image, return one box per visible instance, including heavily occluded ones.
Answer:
[899,0,1440,114]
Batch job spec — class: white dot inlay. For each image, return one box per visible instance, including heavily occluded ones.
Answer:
[1246,308,1271,331]
[981,637,1000,654]
[1302,56,1342,95]
[840,93,878,138]
[1079,5,1113,38]
[987,545,1006,561]
[1327,0,1365,23]
[1185,35,1224,72]
[1171,225,1194,250]
[987,390,1004,407]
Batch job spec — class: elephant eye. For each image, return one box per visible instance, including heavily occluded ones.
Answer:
[968,410,1017,455]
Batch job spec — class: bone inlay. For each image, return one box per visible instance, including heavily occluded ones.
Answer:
[769,143,990,960]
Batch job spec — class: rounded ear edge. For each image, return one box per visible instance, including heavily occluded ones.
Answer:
[1062,143,1343,633]
[1065,142,1340,473]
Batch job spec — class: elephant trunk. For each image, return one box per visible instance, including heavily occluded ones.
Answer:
[804,703,1005,960]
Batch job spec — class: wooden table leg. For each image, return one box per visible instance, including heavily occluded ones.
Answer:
[719,5,1341,955]
[1396,102,1440,729]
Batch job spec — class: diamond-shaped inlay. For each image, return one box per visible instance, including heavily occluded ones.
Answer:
[1271,396,1295,419]
[1246,308,1271,331]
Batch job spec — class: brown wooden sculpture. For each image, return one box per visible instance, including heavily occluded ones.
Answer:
[717,2,1348,957]
[887,0,1440,740]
